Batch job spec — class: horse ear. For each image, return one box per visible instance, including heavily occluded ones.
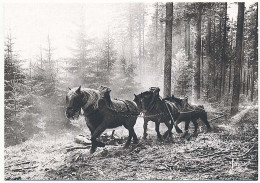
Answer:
[68,87,71,90]
[153,87,160,95]
[76,85,81,94]
[152,87,160,100]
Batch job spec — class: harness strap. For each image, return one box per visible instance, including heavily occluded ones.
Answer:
[114,98,131,112]
[164,100,176,124]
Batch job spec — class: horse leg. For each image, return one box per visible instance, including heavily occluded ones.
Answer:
[143,118,148,139]
[155,122,162,140]
[163,120,173,139]
[86,117,95,135]
[201,112,212,132]
[132,130,139,144]
[174,118,183,134]
[124,128,134,148]
[192,119,198,137]
[182,120,190,138]
[90,122,107,153]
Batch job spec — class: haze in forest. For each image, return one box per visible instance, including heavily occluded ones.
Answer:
[4,2,258,148]
[4,2,253,60]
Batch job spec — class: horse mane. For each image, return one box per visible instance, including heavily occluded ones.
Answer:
[141,91,152,96]
[171,95,183,106]
[80,88,101,110]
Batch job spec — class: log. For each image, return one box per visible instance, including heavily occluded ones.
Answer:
[66,145,91,152]
[11,165,38,172]
[74,135,92,145]
[209,114,226,122]
[5,161,30,169]
[198,151,230,158]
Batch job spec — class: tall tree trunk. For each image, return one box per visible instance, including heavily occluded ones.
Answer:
[187,19,191,60]
[138,9,142,77]
[194,4,202,100]
[250,2,258,102]
[228,28,233,93]
[217,16,222,100]
[243,70,246,94]
[246,69,249,96]
[129,4,133,63]
[206,17,211,56]
[229,63,232,93]
[142,4,145,74]
[155,3,158,66]
[231,2,245,115]
[185,19,191,60]
[221,2,228,96]
[164,2,173,97]
[201,39,204,91]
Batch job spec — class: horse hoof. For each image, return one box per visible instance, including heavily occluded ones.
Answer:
[206,128,212,133]
[181,133,188,138]
[90,148,96,154]
[96,141,105,147]
[176,128,183,134]
[162,133,169,139]
[187,135,192,141]
[157,136,163,141]
[124,143,130,149]
[133,140,139,144]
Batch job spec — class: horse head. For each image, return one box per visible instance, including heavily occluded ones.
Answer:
[135,87,160,113]
[65,86,85,120]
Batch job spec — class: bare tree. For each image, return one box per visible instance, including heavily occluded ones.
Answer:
[231,2,245,115]
[163,2,173,97]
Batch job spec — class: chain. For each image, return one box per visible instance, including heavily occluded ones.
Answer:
[112,112,168,118]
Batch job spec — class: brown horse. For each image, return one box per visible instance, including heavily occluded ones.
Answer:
[65,86,139,153]
[164,95,212,137]
[134,87,183,140]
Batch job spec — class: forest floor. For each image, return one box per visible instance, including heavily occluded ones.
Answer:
[4,104,258,181]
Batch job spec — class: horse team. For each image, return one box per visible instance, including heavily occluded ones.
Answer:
[66,86,211,153]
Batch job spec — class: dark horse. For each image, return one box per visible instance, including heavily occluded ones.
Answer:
[65,86,139,153]
[164,95,212,137]
[134,87,183,140]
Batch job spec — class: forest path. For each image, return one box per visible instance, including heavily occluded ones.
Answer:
[4,105,258,180]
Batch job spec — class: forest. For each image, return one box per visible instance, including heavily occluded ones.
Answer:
[4,2,258,181]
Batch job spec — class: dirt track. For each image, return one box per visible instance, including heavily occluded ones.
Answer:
[5,106,258,180]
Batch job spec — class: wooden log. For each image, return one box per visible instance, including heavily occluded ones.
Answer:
[11,165,38,172]
[5,161,30,169]
[209,114,226,122]
[66,145,91,152]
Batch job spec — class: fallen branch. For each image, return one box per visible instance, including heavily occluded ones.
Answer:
[239,143,257,157]
[198,151,230,158]
[5,161,30,169]
[209,114,226,122]
[42,157,56,167]
[225,143,257,161]
[11,165,38,172]
[66,145,91,152]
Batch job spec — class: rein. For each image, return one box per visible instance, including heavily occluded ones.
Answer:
[146,98,157,113]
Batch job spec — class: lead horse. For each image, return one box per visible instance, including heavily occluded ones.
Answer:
[65,86,139,153]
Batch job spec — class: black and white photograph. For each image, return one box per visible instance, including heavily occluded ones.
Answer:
[3,0,258,181]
